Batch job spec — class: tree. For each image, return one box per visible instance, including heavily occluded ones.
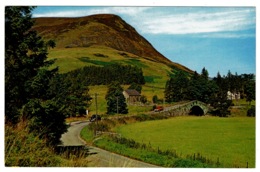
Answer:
[165,70,189,102]
[244,80,255,105]
[5,6,56,123]
[152,95,159,104]
[201,67,209,80]
[22,99,67,145]
[186,71,201,101]
[46,39,56,49]
[47,73,92,118]
[105,82,128,114]
[5,6,67,145]
[128,82,142,93]
[140,95,148,104]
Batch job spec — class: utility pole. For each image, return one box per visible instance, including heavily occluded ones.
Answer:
[94,93,98,136]
[116,96,119,115]
[95,93,98,115]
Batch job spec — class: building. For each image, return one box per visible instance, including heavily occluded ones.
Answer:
[123,89,141,104]
[227,91,241,100]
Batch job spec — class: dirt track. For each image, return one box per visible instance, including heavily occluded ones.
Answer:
[60,121,159,167]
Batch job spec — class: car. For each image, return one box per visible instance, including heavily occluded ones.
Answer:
[154,106,164,112]
[89,114,101,122]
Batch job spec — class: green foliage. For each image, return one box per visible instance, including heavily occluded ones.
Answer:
[152,95,158,103]
[105,82,128,114]
[46,39,56,49]
[165,70,189,102]
[140,95,148,104]
[48,74,92,118]
[22,99,68,145]
[5,6,69,146]
[244,80,255,104]
[247,105,255,117]
[5,6,52,123]
[128,82,142,93]
[64,63,145,86]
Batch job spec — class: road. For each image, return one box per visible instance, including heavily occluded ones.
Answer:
[60,121,159,167]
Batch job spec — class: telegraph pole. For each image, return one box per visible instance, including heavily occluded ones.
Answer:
[95,93,98,115]
[94,93,98,136]
[116,96,119,115]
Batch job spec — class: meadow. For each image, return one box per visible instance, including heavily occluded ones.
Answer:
[116,116,255,167]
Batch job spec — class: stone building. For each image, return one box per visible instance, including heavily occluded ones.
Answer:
[123,89,141,104]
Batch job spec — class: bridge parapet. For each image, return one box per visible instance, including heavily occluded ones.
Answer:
[160,100,210,117]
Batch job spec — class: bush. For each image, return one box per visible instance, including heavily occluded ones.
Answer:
[22,99,68,146]
[88,122,110,132]
[247,105,255,117]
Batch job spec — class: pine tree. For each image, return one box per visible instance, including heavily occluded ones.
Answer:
[5,6,57,123]
[164,71,189,102]
[105,82,128,114]
[5,6,67,145]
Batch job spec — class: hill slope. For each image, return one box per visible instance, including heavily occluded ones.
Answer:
[31,14,195,113]
[32,14,192,73]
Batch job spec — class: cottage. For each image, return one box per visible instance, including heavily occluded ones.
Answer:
[123,89,141,104]
[227,91,241,100]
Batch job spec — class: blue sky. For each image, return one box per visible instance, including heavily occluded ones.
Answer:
[32,6,256,77]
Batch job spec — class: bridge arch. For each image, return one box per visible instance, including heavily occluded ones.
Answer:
[185,100,209,116]
[190,100,208,116]
[189,106,204,116]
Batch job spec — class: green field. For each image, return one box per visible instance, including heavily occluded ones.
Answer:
[116,116,255,167]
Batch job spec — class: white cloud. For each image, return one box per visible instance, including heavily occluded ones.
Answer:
[32,7,255,38]
[138,8,255,35]
[33,7,151,18]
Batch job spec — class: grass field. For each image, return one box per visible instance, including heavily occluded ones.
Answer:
[116,116,255,167]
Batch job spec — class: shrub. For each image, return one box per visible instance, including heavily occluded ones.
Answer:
[247,105,255,117]
[88,122,110,132]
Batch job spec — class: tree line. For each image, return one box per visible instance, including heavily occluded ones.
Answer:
[165,68,255,117]
[63,64,145,86]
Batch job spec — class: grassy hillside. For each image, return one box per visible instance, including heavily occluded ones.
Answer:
[48,45,172,114]
[33,15,193,74]
[33,14,194,115]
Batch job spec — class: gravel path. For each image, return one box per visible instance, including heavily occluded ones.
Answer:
[60,121,159,167]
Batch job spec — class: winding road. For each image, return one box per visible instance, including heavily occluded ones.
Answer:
[60,121,159,167]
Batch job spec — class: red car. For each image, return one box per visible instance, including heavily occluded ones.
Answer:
[154,106,164,112]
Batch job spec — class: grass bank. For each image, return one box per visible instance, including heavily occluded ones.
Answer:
[5,121,89,167]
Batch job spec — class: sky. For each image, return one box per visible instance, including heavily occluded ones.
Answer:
[32,6,256,77]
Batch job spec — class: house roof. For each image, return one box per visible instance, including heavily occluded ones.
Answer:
[124,89,141,96]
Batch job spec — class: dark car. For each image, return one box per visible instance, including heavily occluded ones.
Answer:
[89,114,101,122]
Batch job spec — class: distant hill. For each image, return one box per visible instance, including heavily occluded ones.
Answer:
[32,14,192,73]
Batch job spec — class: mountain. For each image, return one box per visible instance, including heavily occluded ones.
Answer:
[32,14,192,73]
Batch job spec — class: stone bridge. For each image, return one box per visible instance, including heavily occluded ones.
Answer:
[160,100,211,116]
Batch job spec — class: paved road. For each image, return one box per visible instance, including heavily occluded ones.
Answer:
[60,121,159,167]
